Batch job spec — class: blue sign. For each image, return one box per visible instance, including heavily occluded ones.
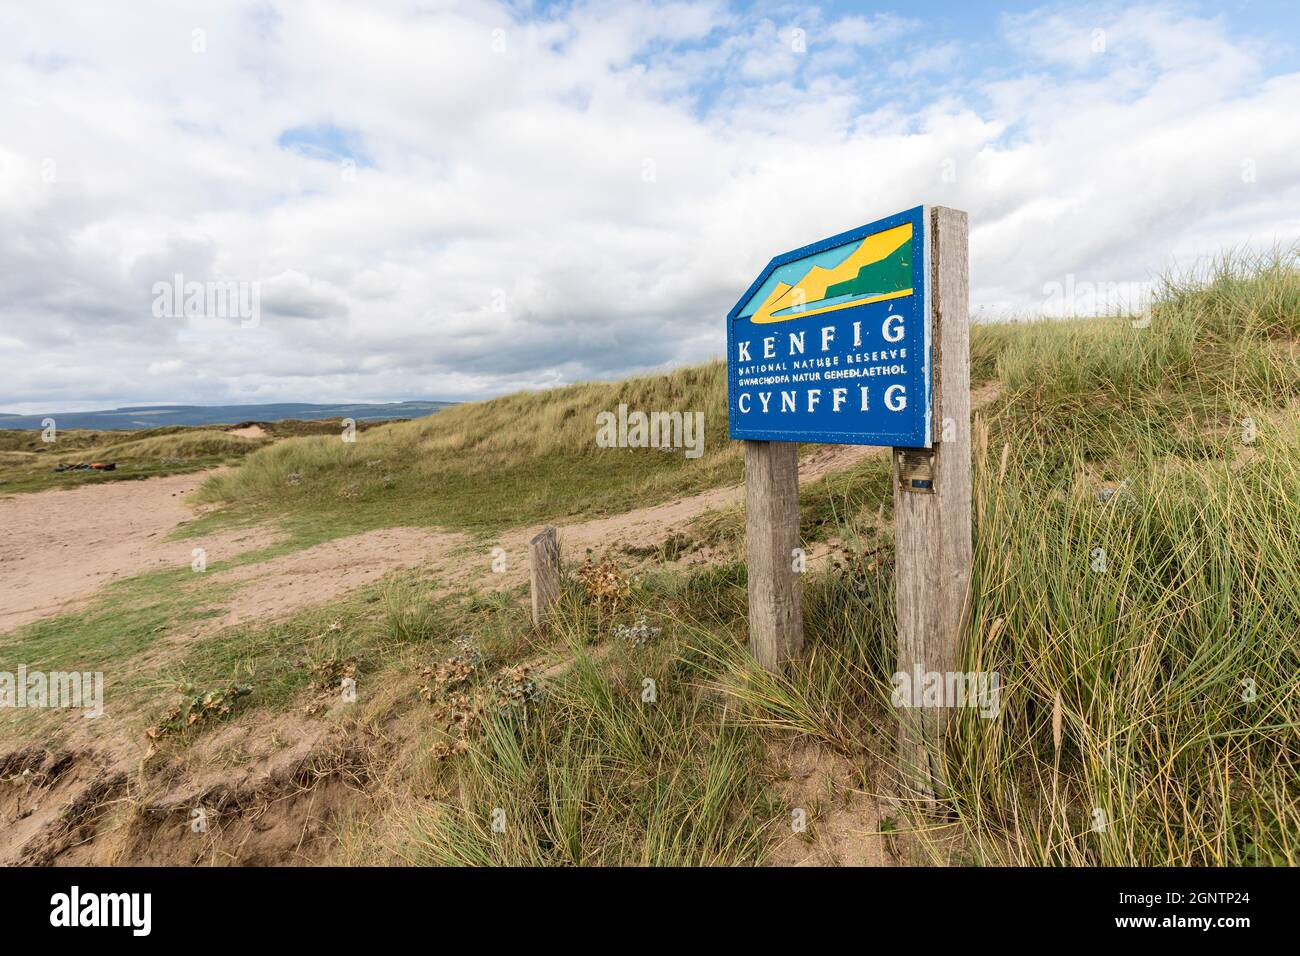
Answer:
[727,205,931,448]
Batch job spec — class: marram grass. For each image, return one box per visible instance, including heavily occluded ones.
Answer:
[386,254,1300,866]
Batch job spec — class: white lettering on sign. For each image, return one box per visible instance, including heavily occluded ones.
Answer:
[734,383,915,416]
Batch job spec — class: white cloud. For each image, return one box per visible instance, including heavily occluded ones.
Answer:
[830,13,918,48]
[0,0,1298,412]
[261,270,349,320]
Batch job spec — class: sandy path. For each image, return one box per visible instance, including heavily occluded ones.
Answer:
[530,383,998,569]
[556,441,881,552]
[0,440,883,637]
[411,440,889,599]
[147,442,886,638]
[0,472,281,632]
[208,526,468,629]
[437,382,998,595]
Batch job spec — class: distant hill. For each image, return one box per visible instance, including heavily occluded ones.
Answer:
[0,401,455,431]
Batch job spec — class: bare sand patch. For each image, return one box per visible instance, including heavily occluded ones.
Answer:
[0,471,280,632]
[766,738,889,866]
[224,424,269,439]
[206,527,468,629]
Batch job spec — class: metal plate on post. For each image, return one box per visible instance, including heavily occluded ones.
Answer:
[896,447,935,493]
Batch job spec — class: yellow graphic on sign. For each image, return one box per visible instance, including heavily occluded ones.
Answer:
[747,222,913,324]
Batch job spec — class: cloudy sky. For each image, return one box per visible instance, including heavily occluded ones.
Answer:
[2,0,1299,412]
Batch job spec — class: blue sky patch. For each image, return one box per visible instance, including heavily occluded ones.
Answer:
[278,123,373,167]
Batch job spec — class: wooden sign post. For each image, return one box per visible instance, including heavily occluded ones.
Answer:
[743,440,803,670]
[728,205,971,802]
[892,207,971,802]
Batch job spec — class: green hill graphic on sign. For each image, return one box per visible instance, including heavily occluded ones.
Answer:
[823,241,911,300]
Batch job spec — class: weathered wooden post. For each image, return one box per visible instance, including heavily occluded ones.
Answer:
[529,525,560,627]
[743,440,803,670]
[893,206,971,802]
